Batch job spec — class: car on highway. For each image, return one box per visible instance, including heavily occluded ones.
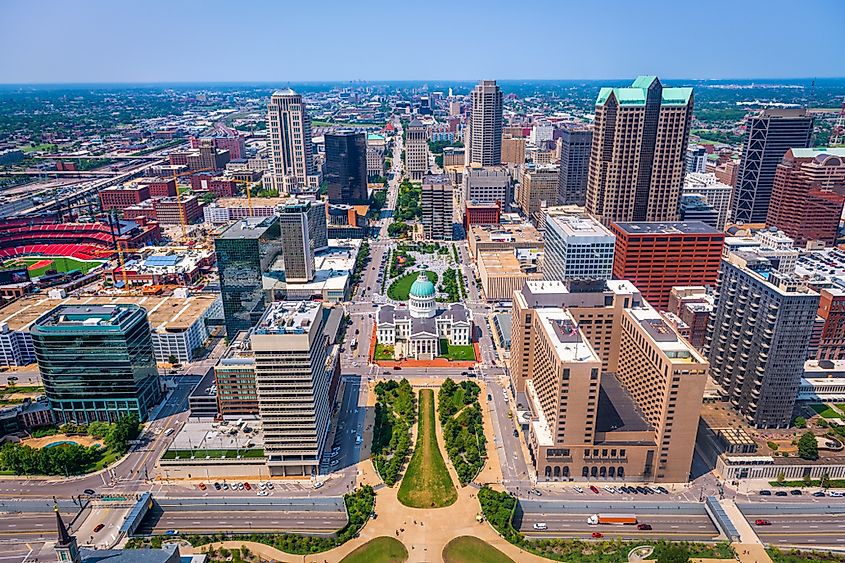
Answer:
[591,532,604,538]
[93,523,105,533]
[83,489,95,495]
[754,519,772,526]
[533,522,547,530]
[164,530,179,535]
[637,523,652,530]
[589,485,600,494]
[256,490,268,496]
[393,366,401,370]
[758,489,772,496]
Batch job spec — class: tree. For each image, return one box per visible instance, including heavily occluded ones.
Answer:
[776,471,785,484]
[821,472,831,489]
[797,431,819,460]
[803,472,813,486]
[168,354,178,366]
[793,416,807,429]
[654,543,691,563]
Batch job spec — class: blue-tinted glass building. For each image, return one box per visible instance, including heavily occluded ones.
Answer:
[31,304,162,423]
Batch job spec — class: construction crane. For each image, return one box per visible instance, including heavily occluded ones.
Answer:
[832,98,845,146]
[92,243,146,291]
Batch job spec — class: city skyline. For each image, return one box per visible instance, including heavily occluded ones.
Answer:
[1,0,844,84]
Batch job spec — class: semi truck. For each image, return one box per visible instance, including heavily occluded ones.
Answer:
[587,514,638,525]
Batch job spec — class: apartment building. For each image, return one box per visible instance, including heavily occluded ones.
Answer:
[421,174,453,240]
[517,163,560,226]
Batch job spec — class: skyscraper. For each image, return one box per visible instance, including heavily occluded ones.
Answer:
[421,174,453,240]
[704,250,819,428]
[586,76,693,225]
[467,80,503,166]
[32,304,162,423]
[278,201,316,283]
[215,216,282,339]
[517,163,560,226]
[405,120,429,181]
[251,301,331,477]
[267,89,320,193]
[325,130,369,205]
[766,148,845,246]
[731,109,814,224]
[558,126,593,205]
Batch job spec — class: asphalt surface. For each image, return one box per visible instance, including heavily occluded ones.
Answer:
[520,512,719,541]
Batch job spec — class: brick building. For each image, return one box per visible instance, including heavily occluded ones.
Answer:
[99,185,150,211]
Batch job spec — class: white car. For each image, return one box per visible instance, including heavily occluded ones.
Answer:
[574,486,584,494]
[829,491,844,497]
[533,522,548,530]
[313,481,324,490]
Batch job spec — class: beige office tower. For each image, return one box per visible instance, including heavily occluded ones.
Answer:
[502,135,526,166]
[267,89,321,193]
[512,279,707,483]
[467,80,503,166]
[586,76,693,225]
[251,301,330,477]
[405,119,429,181]
[517,163,560,226]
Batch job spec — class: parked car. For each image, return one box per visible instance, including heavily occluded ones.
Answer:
[775,490,788,497]
[213,482,221,490]
[790,489,802,496]
[758,489,772,496]
[813,491,826,497]
[513,429,519,437]
[589,485,600,494]
[829,491,844,497]
[313,481,324,489]
[244,482,251,491]
[656,486,669,494]
[198,483,206,491]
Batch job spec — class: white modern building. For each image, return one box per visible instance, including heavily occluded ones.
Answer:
[377,273,472,360]
[251,301,332,477]
[543,213,615,282]
[682,172,733,230]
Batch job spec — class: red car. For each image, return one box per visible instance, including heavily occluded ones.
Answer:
[754,519,771,526]
[93,523,105,533]
[589,485,600,494]
[591,532,603,538]
[244,482,251,491]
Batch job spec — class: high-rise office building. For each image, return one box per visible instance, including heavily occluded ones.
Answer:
[766,148,845,246]
[501,135,526,166]
[586,76,693,225]
[686,145,707,174]
[267,89,320,193]
[467,80,503,166]
[32,304,162,423]
[214,331,259,417]
[215,216,282,339]
[421,174,453,240]
[405,120,429,181]
[680,194,720,229]
[543,213,615,282]
[251,301,331,476]
[462,164,510,207]
[704,250,819,428]
[558,126,593,205]
[611,221,724,310]
[682,172,733,231]
[325,130,369,205]
[731,109,814,224]
[511,280,707,482]
[278,201,316,283]
[517,163,560,226]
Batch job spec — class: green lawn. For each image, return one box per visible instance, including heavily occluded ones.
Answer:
[161,448,265,460]
[443,537,514,563]
[397,389,457,508]
[3,256,104,276]
[387,270,438,301]
[810,403,843,419]
[375,343,395,360]
[340,536,408,563]
[767,547,845,562]
[20,143,57,153]
[439,340,476,361]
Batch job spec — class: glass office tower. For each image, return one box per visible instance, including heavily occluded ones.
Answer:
[31,304,162,423]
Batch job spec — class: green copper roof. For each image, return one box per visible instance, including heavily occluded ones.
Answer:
[409,273,436,299]
[595,77,692,107]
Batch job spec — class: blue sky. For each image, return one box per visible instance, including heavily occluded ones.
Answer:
[2,0,844,84]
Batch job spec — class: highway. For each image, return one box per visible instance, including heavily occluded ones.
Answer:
[147,510,346,535]
[519,512,719,541]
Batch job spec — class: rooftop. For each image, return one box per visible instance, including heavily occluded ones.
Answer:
[470,222,543,246]
[790,147,845,159]
[613,221,722,236]
[477,250,541,276]
[34,304,139,330]
[546,214,615,240]
[217,216,278,240]
[596,77,693,107]
[595,373,654,434]
[536,309,599,364]
[0,293,220,333]
[253,301,322,336]
[627,307,702,361]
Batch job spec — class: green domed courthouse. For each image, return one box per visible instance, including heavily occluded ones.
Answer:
[377,272,472,360]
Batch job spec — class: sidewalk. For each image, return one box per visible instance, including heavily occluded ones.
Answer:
[719,498,774,563]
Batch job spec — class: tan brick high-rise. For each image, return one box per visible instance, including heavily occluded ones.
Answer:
[586,76,693,224]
